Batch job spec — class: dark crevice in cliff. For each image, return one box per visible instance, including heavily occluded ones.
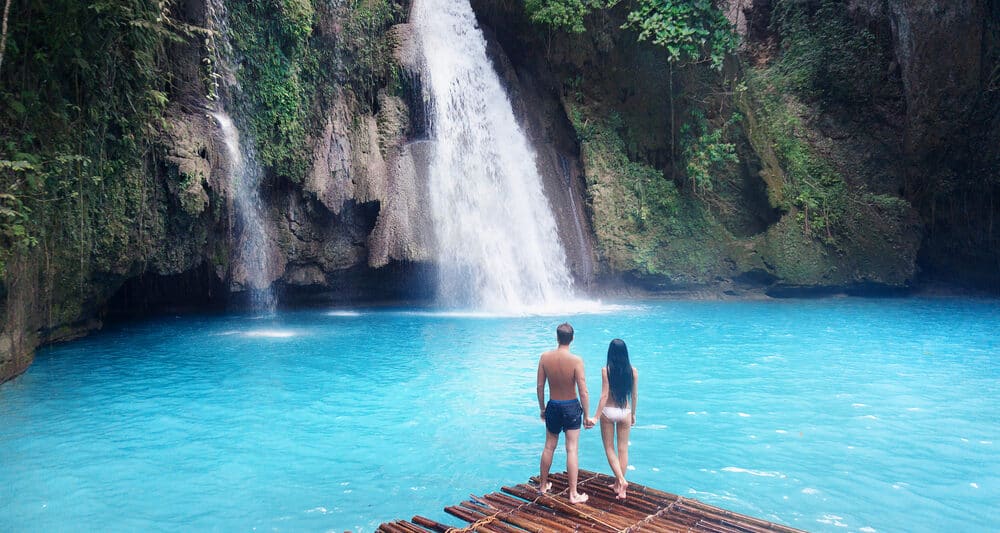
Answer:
[103,261,229,319]
[280,261,436,306]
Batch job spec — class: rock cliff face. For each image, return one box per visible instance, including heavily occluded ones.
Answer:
[471,0,997,294]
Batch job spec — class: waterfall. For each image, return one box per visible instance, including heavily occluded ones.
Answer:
[412,0,578,313]
[208,0,275,312]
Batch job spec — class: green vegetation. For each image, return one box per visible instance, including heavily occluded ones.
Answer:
[769,0,894,104]
[525,0,737,68]
[739,0,911,252]
[567,98,732,280]
[335,0,405,108]
[227,0,316,182]
[679,108,739,202]
[226,0,403,182]
[0,0,184,286]
[523,0,603,33]
[624,0,736,70]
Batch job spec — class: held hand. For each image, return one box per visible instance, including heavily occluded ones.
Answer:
[583,417,596,429]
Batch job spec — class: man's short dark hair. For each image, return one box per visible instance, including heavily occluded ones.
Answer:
[556,323,574,345]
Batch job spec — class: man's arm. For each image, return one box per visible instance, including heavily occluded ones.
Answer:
[537,358,546,420]
[575,357,591,427]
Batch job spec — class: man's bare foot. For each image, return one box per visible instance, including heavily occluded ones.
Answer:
[615,480,628,500]
[538,481,552,494]
[568,491,589,504]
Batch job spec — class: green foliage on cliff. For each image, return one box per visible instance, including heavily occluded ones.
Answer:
[624,0,737,69]
[770,0,894,105]
[0,0,181,282]
[524,0,604,33]
[228,0,317,182]
[336,0,405,108]
[679,108,739,200]
[226,0,403,182]
[566,97,732,280]
[524,0,736,68]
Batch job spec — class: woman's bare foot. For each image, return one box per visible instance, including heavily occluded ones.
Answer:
[568,491,589,504]
[615,480,628,500]
[538,481,552,494]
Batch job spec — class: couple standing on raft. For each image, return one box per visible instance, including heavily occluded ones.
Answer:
[537,322,638,503]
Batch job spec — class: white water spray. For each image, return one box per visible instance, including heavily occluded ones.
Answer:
[208,1,275,312]
[413,0,578,313]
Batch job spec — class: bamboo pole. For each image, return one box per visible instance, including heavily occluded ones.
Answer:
[411,515,452,532]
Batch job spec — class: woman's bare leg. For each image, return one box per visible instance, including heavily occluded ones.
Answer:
[600,417,626,496]
[615,420,631,499]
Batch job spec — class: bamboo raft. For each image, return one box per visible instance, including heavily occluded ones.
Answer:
[377,469,806,533]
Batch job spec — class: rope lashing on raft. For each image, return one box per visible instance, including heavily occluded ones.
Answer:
[621,495,685,533]
[445,472,604,533]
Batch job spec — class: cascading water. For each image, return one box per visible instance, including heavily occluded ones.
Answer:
[212,112,275,311]
[413,0,578,313]
[207,0,275,312]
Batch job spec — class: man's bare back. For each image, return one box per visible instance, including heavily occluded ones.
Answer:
[538,347,586,401]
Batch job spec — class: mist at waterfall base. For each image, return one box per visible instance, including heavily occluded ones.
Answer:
[1,299,997,532]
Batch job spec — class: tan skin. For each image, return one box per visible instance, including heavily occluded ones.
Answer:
[588,366,638,500]
[537,343,593,504]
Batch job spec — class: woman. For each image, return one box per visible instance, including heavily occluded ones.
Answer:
[588,338,637,500]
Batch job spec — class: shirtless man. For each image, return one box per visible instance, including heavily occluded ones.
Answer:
[537,322,593,504]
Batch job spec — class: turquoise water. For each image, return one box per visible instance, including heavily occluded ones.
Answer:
[0,298,997,532]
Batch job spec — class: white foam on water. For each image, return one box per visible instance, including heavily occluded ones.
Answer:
[638,424,668,430]
[776,429,788,434]
[852,403,867,408]
[652,467,660,472]
[243,330,296,338]
[970,482,979,489]
[738,412,751,417]
[859,527,877,533]
[627,465,635,471]
[801,488,819,495]
[326,310,362,317]
[721,467,786,478]
[396,301,637,318]
[306,507,328,514]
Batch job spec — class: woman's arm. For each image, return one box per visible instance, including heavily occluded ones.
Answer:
[590,367,609,424]
[630,367,638,426]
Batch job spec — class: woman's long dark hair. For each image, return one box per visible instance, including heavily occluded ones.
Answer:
[606,339,633,406]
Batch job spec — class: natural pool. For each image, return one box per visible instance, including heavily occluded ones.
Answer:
[0,298,997,532]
